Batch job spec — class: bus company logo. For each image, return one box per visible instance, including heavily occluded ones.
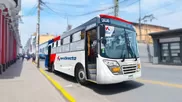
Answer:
[57,56,76,61]
[105,26,114,37]
[105,26,110,31]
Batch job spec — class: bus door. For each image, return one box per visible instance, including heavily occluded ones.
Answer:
[86,28,97,81]
[47,45,51,68]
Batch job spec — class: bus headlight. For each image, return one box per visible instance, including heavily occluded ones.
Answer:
[103,60,121,74]
[137,64,141,72]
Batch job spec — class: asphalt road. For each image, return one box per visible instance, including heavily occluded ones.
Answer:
[39,43,182,102]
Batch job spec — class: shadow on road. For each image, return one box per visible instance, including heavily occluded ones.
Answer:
[45,70,77,83]
[47,70,144,95]
[84,81,144,95]
[0,60,23,79]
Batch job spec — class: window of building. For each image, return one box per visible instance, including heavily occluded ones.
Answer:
[170,43,181,64]
[161,42,181,64]
[161,43,170,63]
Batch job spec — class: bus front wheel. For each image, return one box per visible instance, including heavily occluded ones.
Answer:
[76,68,87,85]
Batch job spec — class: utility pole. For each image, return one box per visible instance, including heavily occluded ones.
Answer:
[138,0,142,42]
[114,0,119,17]
[36,0,41,68]
[141,14,156,63]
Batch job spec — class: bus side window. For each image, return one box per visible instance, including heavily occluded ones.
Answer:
[56,41,58,47]
[52,43,54,48]
[87,31,91,56]
[58,40,61,47]
[81,30,85,39]
[61,39,63,45]
[70,35,73,43]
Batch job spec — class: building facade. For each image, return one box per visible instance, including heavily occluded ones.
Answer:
[25,34,55,55]
[0,0,21,74]
[133,23,169,43]
[150,28,182,65]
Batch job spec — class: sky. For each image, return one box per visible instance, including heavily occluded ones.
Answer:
[20,0,182,46]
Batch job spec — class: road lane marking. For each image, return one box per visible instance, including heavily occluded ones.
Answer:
[137,78,182,89]
[40,68,76,102]
[33,62,76,102]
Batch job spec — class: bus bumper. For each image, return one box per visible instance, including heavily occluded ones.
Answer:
[96,61,141,84]
[97,71,141,84]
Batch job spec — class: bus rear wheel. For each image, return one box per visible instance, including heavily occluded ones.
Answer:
[76,68,87,85]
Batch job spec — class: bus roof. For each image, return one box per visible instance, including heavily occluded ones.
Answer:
[48,36,61,44]
[60,14,132,39]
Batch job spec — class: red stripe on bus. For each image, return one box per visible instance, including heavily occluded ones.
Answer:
[100,14,132,24]
[50,54,56,64]
[53,36,60,42]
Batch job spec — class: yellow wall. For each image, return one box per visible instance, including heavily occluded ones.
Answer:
[134,24,169,43]
[32,33,56,45]
[39,35,55,44]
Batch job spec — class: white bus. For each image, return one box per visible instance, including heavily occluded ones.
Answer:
[45,14,141,84]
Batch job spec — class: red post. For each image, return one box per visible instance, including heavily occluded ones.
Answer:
[9,30,11,62]
[0,9,2,64]
[2,14,5,65]
[5,18,7,64]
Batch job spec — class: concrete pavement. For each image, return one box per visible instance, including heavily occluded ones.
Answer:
[0,60,66,102]
[40,60,182,102]
[37,43,182,102]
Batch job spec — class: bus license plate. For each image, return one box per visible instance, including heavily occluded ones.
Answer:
[128,75,133,79]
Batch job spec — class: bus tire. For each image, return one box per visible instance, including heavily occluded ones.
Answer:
[48,64,52,72]
[75,66,87,85]
[51,63,55,73]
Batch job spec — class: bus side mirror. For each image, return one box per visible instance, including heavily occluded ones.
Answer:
[101,38,106,45]
[100,25,105,37]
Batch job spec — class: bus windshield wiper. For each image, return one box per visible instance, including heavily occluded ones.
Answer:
[127,45,137,61]
[121,54,126,62]
[124,31,137,61]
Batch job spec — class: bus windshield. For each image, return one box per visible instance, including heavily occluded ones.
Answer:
[100,26,139,59]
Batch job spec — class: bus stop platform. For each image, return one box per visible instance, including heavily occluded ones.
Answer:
[0,60,66,102]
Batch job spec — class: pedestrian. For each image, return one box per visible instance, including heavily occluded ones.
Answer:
[32,53,36,62]
[22,54,25,61]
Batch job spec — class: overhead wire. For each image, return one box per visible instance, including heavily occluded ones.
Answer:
[142,0,179,18]
[44,2,87,8]
[41,2,66,18]
[23,3,37,17]
[70,0,139,16]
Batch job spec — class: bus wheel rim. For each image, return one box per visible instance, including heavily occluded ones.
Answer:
[78,71,85,80]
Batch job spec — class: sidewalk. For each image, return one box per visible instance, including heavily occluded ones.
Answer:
[0,60,66,102]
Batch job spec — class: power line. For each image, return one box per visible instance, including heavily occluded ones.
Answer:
[41,2,66,18]
[156,8,182,18]
[143,0,177,16]
[24,4,37,17]
[40,0,139,17]
[72,0,139,16]
[45,2,88,8]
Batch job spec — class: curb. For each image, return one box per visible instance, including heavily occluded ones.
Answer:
[33,62,76,102]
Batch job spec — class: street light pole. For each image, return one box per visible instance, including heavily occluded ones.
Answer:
[139,0,142,42]
[142,14,156,63]
[36,0,40,68]
[114,0,119,17]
